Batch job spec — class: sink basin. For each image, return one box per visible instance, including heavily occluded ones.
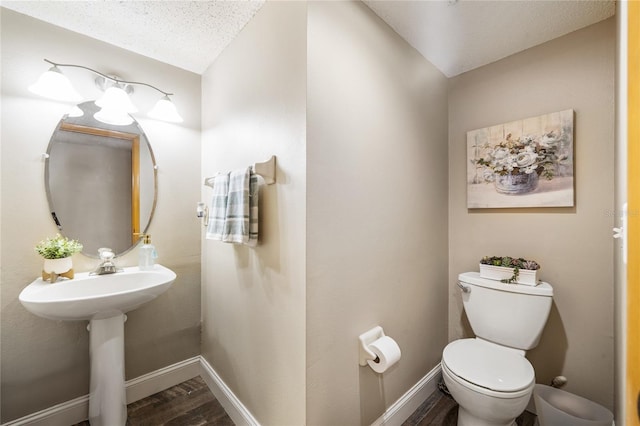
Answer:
[19,264,176,321]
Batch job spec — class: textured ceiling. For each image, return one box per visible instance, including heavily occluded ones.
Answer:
[1,0,616,77]
[1,0,266,75]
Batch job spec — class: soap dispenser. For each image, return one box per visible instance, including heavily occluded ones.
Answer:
[138,234,157,270]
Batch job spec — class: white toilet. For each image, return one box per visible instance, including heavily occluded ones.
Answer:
[442,272,553,426]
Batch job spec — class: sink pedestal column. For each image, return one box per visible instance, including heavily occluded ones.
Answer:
[88,314,127,426]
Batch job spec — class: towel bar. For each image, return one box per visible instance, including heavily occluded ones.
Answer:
[204,155,276,187]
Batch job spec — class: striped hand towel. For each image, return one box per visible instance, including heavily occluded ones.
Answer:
[205,172,230,241]
[222,167,250,244]
[247,172,259,246]
[223,167,259,245]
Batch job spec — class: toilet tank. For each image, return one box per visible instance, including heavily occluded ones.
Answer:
[458,272,553,350]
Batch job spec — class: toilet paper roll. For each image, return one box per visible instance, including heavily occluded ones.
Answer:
[366,336,401,373]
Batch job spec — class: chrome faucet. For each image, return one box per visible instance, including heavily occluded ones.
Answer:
[90,248,122,275]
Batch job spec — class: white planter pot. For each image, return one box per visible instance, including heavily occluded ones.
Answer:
[43,257,73,274]
[479,264,539,286]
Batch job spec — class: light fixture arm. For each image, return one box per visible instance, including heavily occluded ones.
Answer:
[43,59,174,97]
[33,58,184,124]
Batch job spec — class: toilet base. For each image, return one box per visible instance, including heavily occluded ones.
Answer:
[457,405,516,426]
[442,361,532,426]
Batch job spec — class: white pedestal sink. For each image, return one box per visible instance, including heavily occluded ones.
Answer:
[19,264,176,426]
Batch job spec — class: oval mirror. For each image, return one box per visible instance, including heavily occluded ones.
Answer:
[45,101,157,257]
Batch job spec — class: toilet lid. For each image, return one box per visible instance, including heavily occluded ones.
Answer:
[443,339,534,392]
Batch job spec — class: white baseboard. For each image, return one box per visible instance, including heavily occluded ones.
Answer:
[1,356,201,426]
[198,358,441,426]
[371,362,443,426]
[4,356,437,426]
[1,395,90,426]
[125,356,200,404]
[198,356,260,426]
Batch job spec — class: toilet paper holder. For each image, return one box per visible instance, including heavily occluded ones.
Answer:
[358,326,385,366]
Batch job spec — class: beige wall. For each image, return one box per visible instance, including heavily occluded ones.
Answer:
[306,2,449,424]
[0,9,202,422]
[448,17,616,411]
[200,2,307,425]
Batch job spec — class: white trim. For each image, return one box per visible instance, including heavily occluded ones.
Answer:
[370,363,442,426]
[3,356,435,426]
[198,356,260,426]
[1,356,201,426]
[1,395,89,426]
[125,356,200,404]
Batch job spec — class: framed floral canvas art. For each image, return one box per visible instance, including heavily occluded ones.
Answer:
[467,109,574,208]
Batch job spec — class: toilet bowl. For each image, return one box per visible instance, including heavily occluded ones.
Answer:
[444,272,554,426]
[442,338,535,426]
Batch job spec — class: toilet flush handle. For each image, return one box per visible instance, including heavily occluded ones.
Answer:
[457,281,471,293]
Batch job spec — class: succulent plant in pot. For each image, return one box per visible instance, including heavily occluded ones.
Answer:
[35,234,83,282]
[479,255,540,285]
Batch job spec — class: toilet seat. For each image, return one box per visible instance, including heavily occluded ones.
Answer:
[443,339,534,393]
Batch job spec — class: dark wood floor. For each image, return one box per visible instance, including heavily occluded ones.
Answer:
[73,376,537,426]
[403,385,538,426]
[72,376,233,426]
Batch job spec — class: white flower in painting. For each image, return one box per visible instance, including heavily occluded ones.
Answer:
[506,155,519,171]
[521,135,536,145]
[516,151,537,168]
[492,148,509,160]
[539,133,558,149]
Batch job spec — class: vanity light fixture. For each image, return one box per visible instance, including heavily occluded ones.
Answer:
[29,59,184,125]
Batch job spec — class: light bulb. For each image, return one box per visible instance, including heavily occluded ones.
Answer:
[28,66,83,102]
[148,95,183,123]
[95,86,138,113]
